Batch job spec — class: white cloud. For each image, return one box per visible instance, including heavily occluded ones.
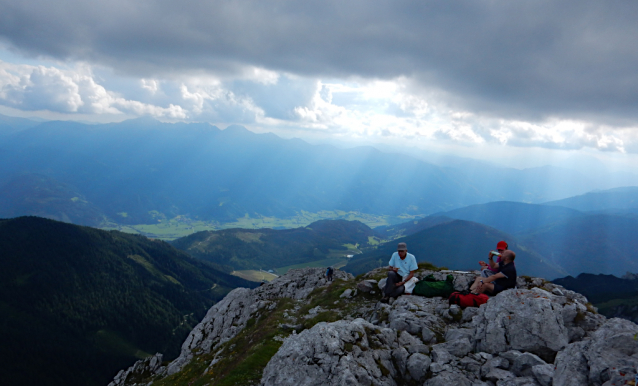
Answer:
[0,60,186,118]
[2,57,638,155]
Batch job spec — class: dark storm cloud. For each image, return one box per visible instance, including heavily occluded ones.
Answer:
[1,0,638,122]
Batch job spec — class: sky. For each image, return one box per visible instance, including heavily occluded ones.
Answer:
[1,0,638,172]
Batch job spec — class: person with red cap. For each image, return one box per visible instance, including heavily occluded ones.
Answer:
[479,240,509,278]
[470,249,517,295]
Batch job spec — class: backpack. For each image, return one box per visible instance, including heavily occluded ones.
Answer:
[448,291,489,308]
[326,267,334,276]
[412,274,455,298]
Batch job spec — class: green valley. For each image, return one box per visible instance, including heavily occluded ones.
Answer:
[104,211,418,241]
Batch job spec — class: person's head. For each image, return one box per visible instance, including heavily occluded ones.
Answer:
[397,242,408,258]
[496,241,508,252]
[501,250,516,263]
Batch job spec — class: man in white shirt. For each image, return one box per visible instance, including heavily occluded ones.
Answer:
[381,242,418,303]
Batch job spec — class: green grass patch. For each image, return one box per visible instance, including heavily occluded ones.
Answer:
[231,270,279,283]
[94,330,151,359]
[275,257,347,275]
[151,298,295,386]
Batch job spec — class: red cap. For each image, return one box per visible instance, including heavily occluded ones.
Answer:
[496,241,508,250]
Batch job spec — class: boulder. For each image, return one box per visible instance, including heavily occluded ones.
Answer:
[340,288,353,298]
[531,364,553,386]
[554,318,638,386]
[407,353,431,381]
[425,370,472,386]
[357,280,375,293]
[472,289,570,361]
[261,318,402,386]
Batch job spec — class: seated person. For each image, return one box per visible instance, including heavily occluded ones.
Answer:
[381,242,417,303]
[479,240,508,277]
[470,250,517,295]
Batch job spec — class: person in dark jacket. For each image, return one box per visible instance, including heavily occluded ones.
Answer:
[470,250,517,295]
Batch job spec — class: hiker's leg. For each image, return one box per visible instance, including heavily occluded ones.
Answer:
[470,277,482,293]
[387,284,405,298]
[476,282,494,295]
[385,271,402,297]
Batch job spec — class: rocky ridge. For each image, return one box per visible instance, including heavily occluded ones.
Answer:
[109,265,638,386]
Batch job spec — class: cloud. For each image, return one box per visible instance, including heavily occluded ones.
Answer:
[0,61,186,118]
[2,0,638,125]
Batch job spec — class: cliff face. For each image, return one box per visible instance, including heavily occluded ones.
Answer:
[109,266,638,386]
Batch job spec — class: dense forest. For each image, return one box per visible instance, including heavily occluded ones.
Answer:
[0,216,256,386]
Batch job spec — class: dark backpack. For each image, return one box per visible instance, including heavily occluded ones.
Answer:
[412,274,455,298]
[326,267,334,276]
[448,291,489,308]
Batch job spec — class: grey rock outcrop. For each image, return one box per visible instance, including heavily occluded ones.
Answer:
[109,265,638,386]
[472,287,603,360]
[554,317,638,386]
[261,318,401,386]
[108,353,164,386]
[110,267,352,384]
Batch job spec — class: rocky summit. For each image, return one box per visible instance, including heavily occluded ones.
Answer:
[109,265,638,386]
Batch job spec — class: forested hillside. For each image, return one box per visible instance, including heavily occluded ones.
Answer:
[171,219,379,271]
[0,216,255,386]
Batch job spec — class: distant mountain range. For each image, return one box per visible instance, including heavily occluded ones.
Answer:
[343,219,567,279]
[0,115,629,227]
[544,186,638,212]
[346,198,638,278]
[0,216,255,386]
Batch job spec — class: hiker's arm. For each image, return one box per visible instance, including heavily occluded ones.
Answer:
[488,253,498,270]
[483,272,505,283]
[387,266,398,272]
[396,270,416,286]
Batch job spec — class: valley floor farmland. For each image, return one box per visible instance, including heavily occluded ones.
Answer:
[104,211,422,240]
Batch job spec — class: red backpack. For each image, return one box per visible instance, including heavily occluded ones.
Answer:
[448,291,489,308]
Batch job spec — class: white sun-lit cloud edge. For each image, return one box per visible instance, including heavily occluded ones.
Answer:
[1,57,638,165]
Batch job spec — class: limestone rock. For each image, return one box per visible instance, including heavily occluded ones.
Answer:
[407,353,431,381]
[530,364,553,386]
[472,289,570,360]
[425,370,472,386]
[261,318,400,386]
[340,288,353,298]
[357,280,374,293]
[554,318,638,386]
[510,352,546,377]
[108,353,164,386]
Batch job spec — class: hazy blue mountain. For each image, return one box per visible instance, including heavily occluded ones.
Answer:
[544,186,638,212]
[0,118,617,227]
[520,213,638,277]
[0,119,489,224]
[0,216,255,386]
[428,201,585,235]
[0,113,41,136]
[344,219,567,280]
[0,173,108,226]
[374,215,454,239]
[171,219,379,271]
